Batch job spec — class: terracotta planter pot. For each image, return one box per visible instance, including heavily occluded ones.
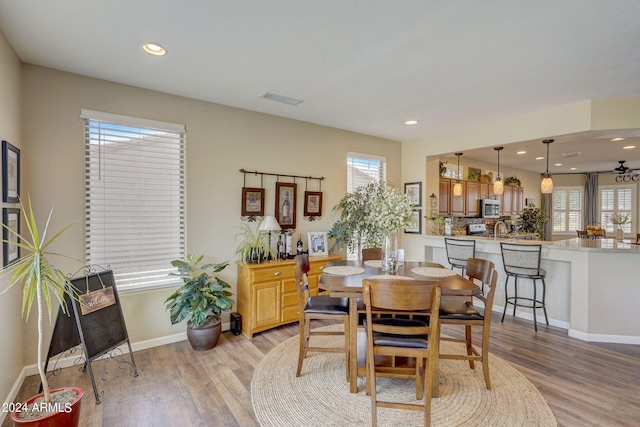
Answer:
[187,316,222,351]
[10,386,84,427]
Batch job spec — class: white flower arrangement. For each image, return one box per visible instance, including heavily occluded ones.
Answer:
[609,213,631,226]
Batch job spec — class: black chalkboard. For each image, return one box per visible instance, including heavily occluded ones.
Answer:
[44,269,137,403]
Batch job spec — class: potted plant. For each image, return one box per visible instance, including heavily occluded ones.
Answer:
[517,204,549,240]
[1,198,84,426]
[504,176,521,186]
[234,218,273,263]
[609,213,630,239]
[165,254,234,351]
[328,181,413,257]
[425,214,446,235]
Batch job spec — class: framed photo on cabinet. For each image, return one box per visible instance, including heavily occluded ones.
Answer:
[275,182,296,229]
[241,187,265,217]
[307,232,328,256]
[2,140,20,203]
[303,191,322,217]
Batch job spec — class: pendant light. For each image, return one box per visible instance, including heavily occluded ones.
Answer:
[541,139,554,194]
[453,152,463,197]
[493,147,504,195]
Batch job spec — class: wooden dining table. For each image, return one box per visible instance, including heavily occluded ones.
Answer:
[319,259,480,394]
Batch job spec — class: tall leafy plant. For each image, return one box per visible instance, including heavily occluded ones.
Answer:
[0,197,77,405]
[329,181,413,255]
[517,205,549,239]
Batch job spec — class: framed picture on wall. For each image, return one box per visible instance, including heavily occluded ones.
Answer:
[307,232,328,256]
[404,182,422,207]
[241,187,265,217]
[404,209,422,234]
[3,208,20,266]
[275,182,296,229]
[304,191,322,217]
[2,140,20,203]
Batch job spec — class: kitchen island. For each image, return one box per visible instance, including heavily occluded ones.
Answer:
[423,235,640,344]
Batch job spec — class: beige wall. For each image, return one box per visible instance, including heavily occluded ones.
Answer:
[18,65,401,366]
[0,29,25,408]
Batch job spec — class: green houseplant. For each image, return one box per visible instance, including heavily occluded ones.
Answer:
[165,254,234,351]
[234,218,273,263]
[329,181,413,256]
[1,198,84,425]
[504,176,521,186]
[517,204,549,240]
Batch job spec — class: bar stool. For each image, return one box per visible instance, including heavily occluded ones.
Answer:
[499,243,548,332]
[444,238,476,276]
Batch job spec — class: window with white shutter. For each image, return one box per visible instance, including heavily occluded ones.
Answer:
[552,187,583,234]
[600,185,634,234]
[82,109,186,292]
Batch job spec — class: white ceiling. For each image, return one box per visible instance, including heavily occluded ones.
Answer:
[1,1,640,173]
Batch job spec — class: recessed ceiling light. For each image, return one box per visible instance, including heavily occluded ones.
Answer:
[535,156,544,160]
[623,145,636,149]
[570,167,577,171]
[554,163,563,166]
[260,92,303,106]
[405,120,418,125]
[611,137,626,141]
[143,43,166,56]
[517,151,527,155]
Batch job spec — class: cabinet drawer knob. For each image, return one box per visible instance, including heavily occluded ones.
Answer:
[274,271,281,276]
[319,266,324,270]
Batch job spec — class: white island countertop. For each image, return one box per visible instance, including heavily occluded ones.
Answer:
[422,234,640,344]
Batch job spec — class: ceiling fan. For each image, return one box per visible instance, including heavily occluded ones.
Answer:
[613,160,640,174]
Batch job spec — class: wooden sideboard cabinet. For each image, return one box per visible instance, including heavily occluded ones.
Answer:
[236,255,342,338]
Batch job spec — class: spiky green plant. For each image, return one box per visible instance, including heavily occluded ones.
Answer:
[165,254,234,328]
[0,197,76,404]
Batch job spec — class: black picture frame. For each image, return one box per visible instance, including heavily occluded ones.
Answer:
[3,208,20,266]
[304,191,322,217]
[275,182,296,229]
[2,140,20,203]
[404,181,422,207]
[241,187,265,216]
[404,208,422,234]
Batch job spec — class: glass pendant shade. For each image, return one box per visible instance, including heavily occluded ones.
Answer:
[453,182,463,196]
[493,179,504,195]
[541,174,553,194]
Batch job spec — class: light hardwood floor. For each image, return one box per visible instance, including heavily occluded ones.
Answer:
[3,314,640,427]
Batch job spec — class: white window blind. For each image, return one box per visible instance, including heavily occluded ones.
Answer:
[347,152,386,192]
[82,109,186,292]
[552,187,583,234]
[346,152,386,259]
[600,185,634,233]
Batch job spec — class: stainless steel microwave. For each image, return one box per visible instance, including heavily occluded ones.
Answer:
[480,199,501,218]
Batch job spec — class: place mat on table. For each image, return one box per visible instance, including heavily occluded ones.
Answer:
[366,275,415,280]
[322,266,365,276]
[363,260,403,268]
[411,267,458,277]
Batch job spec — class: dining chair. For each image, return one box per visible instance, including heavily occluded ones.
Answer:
[500,243,548,332]
[362,278,441,427]
[362,247,382,261]
[444,238,476,276]
[438,258,497,389]
[294,252,350,378]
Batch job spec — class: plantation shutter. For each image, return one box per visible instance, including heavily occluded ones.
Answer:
[82,109,186,292]
[347,152,386,192]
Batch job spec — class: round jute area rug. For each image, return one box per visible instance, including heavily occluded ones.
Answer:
[252,325,556,427]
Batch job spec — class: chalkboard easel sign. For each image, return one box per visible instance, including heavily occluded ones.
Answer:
[44,267,138,403]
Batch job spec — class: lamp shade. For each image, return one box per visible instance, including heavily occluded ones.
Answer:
[259,216,281,231]
[541,175,554,194]
[493,179,504,195]
[453,182,463,197]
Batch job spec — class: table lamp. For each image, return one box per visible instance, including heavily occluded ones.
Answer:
[259,216,281,260]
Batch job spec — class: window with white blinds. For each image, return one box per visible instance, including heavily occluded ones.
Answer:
[600,185,634,233]
[346,152,386,259]
[81,109,186,292]
[347,152,386,192]
[552,187,583,234]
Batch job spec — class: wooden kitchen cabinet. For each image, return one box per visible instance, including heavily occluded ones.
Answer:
[450,180,466,215]
[439,178,450,215]
[465,181,481,216]
[236,255,342,338]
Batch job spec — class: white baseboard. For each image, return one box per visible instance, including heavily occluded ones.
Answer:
[0,366,27,425]
[491,305,570,330]
[568,329,640,345]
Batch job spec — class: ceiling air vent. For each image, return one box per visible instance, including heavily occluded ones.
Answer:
[260,92,303,106]
[560,151,582,158]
